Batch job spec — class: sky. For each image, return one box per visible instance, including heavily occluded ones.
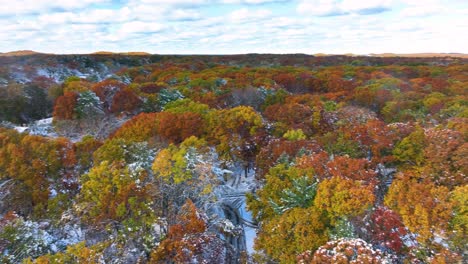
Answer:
[0,0,467,54]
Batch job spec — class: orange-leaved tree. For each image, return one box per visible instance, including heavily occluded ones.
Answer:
[150,199,225,263]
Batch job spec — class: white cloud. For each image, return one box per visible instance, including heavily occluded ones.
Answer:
[0,0,107,15]
[341,0,391,12]
[400,5,445,17]
[38,8,132,25]
[119,21,166,34]
[397,0,454,17]
[297,0,342,16]
[169,9,201,21]
[129,0,289,7]
[222,0,289,3]
[128,0,208,6]
[127,4,168,21]
[398,0,441,5]
[0,0,466,54]
[229,8,272,22]
[297,0,392,16]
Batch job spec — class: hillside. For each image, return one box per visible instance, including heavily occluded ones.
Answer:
[369,53,468,58]
[0,50,49,56]
[0,54,466,263]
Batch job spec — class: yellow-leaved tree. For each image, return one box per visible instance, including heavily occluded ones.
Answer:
[449,184,467,253]
[152,136,219,218]
[79,161,157,248]
[314,176,375,224]
[255,207,329,264]
[206,106,264,172]
[384,172,453,244]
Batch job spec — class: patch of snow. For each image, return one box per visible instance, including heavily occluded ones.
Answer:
[239,202,256,254]
[49,188,57,198]
[29,117,57,137]
[214,164,258,255]
[36,117,53,126]
[14,126,29,133]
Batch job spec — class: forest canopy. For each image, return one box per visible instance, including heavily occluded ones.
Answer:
[0,54,466,263]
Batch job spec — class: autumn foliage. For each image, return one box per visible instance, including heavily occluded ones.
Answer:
[0,54,466,263]
[150,199,224,263]
[53,92,78,120]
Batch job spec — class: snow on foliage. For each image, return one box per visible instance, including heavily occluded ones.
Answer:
[158,89,184,109]
[0,211,88,263]
[0,214,52,263]
[269,176,317,215]
[75,91,104,119]
[298,238,397,264]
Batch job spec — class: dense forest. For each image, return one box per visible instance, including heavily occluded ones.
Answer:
[0,54,466,263]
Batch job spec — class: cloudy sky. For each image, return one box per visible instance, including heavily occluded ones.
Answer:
[1,0,467,54]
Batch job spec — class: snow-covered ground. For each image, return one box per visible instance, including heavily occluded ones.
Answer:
[13,126,29,133]
[239,202,256,254]
[35,65,114,83]
[14,117,57,137]
[218,166,258,254]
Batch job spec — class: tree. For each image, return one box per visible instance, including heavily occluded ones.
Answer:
[302,238,393,264]
[207,106,264,170]
[264,102,314,136]
[79,161,156,235]
[150,199,225,263]
[25,242,106,264]
[93,138,154,172]
[156,111,204,144]
[22,85,52,122]
[0,131,77,217]
[348,119,396,161]
[157,88,184,109]
[0,213,52,263]
[256,207,329,264]
[255,138,320,179]
[111,113,160,142]
[74,135,102,171]
[163,98,210,116]
[110,88,142,114]
[261,88,287,110]
[422,128,467,189]
[152,136,219,214]
[273,72,297,92]
[354,77,402,112]
[283,129,307,141]
[74,90,103,119]
[449,185,467,253]
[247,161,334,263]
[247,163,315,222]
[335,105,377,126]
[63,78,92,94]
[269,176,318,215]
[315,176,375,223]
[319,132,364,158]
[296,152,377,185]
[92,79,127,111]
[384,173,453,244]
[369,206,408,254]
[393,125,426,167]
[53,92,78,120]
[139,82,165,94]
[423,92,446,114]
[0,83,28,123]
